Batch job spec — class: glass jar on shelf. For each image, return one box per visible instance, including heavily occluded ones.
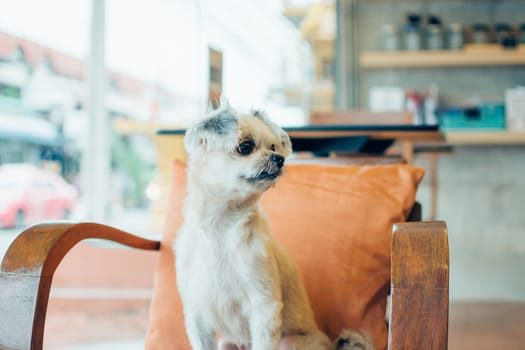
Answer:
[471,23,490,44]
[425,15,444,50]
[494,23,513,45]
[403,14,422,51]
[520,23,525,45]
[447,22,464,50]
[381,24,400,51]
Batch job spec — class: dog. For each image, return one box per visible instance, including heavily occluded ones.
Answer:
[174,100,375,350]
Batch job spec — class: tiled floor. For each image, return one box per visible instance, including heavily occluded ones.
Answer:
[42,301,525,349]
[449,302,525,350]
[4,209,525,349]
[44,299,150,350]
[58,341,144,350]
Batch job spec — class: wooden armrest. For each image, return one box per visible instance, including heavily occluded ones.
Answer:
[388,221,449,350]
[0,222,160,350]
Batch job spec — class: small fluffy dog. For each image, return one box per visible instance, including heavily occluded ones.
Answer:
[175,101,374,350]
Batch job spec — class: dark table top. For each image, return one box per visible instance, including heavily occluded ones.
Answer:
[157,124,442,156]
[157,124,439,135]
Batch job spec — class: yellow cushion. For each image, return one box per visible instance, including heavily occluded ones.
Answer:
[145,161,424,350]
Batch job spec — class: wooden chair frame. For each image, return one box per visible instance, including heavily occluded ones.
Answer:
[0,214,448,350]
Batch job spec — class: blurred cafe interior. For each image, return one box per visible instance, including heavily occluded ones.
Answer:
[1,0,525,349]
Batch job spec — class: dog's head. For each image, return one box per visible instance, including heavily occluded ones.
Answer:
[184,101,292,200]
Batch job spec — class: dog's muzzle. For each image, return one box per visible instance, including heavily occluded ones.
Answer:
[244,154,285,182]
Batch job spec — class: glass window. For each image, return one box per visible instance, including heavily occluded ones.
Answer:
[0,1,329,348]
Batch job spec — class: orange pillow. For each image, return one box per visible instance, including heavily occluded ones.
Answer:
[145,161,424,350]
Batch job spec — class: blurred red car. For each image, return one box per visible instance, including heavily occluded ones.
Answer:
[0,163,78,228]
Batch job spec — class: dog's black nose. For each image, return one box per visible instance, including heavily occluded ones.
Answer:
[336,338,350,349]
[270,154,284,168]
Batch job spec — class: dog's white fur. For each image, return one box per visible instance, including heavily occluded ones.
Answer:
[175,102,374,350]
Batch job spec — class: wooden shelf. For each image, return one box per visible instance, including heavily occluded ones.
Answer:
[360,49,525,68]
[445,131,525,145]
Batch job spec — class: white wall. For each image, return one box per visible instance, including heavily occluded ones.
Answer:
[105,0,311,126]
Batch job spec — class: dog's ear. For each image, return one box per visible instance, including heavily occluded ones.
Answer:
[279,129,292,157]
[185,102,240,154]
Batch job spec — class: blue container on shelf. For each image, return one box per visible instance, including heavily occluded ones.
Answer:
[436,104,506,130]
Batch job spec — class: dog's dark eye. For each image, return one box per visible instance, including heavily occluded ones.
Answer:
[271,144,275,152]
[237,140,255,156]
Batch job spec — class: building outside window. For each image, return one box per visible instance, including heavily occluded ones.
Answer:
[0,2,317,347]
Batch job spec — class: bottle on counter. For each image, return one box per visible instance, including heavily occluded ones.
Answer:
[424,85,440,126]
[505,87,525,132]
[406,89,424,125]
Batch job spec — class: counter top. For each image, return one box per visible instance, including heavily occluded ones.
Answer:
[445,131,525,145]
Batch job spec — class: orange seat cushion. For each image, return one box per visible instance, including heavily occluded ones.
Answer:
[145,161,424,350]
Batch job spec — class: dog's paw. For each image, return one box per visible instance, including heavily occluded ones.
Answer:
[335,329,375,350]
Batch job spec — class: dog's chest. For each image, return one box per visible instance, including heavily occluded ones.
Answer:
[177,233,255,339]
[185,241,249,297]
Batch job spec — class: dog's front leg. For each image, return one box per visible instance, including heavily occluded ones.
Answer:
[184,311,217,350]
[249,300,283,350]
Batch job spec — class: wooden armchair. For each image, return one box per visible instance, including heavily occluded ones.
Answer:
[0,162,449,350]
